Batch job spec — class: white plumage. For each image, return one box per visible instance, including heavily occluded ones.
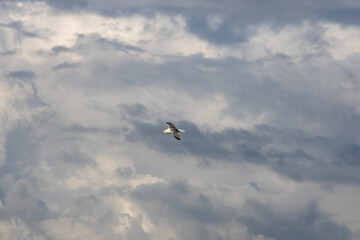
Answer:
[162,122,185,141]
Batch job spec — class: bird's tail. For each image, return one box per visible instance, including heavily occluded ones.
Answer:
[178,129,185,132]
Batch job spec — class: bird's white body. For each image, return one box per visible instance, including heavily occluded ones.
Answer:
[162,128,173,134]
[162,122,185,141]
[162,128,185,134]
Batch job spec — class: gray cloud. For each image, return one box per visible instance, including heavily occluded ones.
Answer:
[42,0,88,11]
[64,37,360,140]
[52,62,80,70]
[129,119,360,185]
[132,180,352,240]
[0,21,39,38]
[47,30,360,186]
[6,70,37,79]
[240,200,351,240]
[5,0,360,45]
[1,1,360,239]
[1,181,50,228]
[96,37,145,53]
[321,8,360,25]
[132,180,231,239]
[336,144,360,166]
[51,45,72,53]
[1,50,17,55]
[1,125,38,180]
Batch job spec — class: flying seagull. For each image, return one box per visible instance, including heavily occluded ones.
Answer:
[162,122,185,141]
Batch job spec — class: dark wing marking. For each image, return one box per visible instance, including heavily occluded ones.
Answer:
[166,122,179,132]
[166,122,176,128]
[173,132,181,141]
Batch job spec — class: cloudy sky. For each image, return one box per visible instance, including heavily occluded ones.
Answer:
[1,0,360,239]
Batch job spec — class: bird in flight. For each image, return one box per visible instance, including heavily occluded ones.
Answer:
[162,122,185,141]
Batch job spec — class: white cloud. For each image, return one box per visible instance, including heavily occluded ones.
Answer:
[0,217,46,240]
[41,218,101,240]
[319,185,360,232]
[0,2,237,59]
[322,23,360,60]
[243,21,360,62]
[1,1,360,239]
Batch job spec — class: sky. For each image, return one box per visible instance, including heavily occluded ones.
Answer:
[1,0,360,239]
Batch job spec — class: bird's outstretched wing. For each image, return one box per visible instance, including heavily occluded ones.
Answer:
[165,122,177,129]
[173,132,181,141]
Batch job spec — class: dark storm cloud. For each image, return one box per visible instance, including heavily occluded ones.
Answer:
[1,50,17,56]
[127,120,281,162]
[43,0,88,11]
[129,119,360,184]
[127,120,231,161]
[185,14,248,44]
[46,34,156,92]
[6,70,37,79]
[74,40,360,141]
[7,0,359,45]
[133,180,218,224]
[96,38,145,53]
[1,115,95,185]
[52,62,79,70]
[132,180,352,240]
[241,200,351,240]
[128,119,267,163]
[182,0,360,44]
[57,32,359,130]
[63,34,229,94]
[1,125,38,180]
[336,144,360,166]
[51,45,72,53]
[72,34,144,54]
[321,8,360,25]
[41,31,360,186]
[0,125,52,229]
[0,181,51,226]
[0,21,39,38]
[2,1,360,238]
[216,57,360,139]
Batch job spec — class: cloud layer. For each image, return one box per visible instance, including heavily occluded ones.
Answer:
[1,1,360,239]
